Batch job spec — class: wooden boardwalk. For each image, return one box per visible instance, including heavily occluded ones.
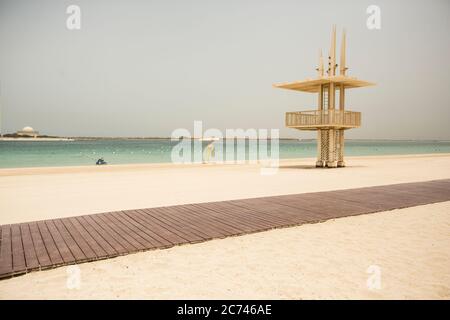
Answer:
[1,179,449,280]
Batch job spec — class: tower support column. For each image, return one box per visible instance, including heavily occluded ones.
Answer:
[326,129,337,167]
[316,130,324,167]
[337,129,345,167]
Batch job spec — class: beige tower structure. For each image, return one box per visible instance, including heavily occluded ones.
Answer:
[274,27,375,167]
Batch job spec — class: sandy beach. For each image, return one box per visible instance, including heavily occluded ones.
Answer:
[1,153,450,225]
[0,202,449,299]
[0,154,450,299]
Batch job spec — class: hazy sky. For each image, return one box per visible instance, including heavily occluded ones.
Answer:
[0,0,449,139]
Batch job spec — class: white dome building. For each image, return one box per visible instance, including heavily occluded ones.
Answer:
[17,126,39,138]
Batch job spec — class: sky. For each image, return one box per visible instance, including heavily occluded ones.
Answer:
[0,0,449,139]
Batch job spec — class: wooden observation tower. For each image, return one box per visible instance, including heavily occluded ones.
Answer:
[274,26,375,167]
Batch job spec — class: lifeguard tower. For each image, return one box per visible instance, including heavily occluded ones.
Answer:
[274,26,375,167]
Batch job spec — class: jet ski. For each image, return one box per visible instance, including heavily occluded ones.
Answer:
[96,158,107,165]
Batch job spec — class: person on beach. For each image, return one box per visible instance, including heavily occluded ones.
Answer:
[204,142,215,163]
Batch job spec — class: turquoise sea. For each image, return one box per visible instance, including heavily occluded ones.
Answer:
[0,139,449,169]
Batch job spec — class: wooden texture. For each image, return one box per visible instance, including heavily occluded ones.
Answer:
[0,179,449,280]
[285,110,361,129]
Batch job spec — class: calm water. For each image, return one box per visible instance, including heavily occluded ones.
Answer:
[0,139,449,168]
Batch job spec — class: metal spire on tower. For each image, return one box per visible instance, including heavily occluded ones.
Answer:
[340,29,347,76]
[330,25,337,76]
[316,49,324,77]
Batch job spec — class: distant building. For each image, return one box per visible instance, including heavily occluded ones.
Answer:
[17,126,39,138]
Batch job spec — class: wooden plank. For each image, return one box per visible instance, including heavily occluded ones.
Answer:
[37,221,64,266]
[97,213,147,251]
[10,224,26,274]
[53,219,87,263]
[170,204,241,238]
[91,213,140,252]
[116,210,173,248]
[391,183,450,202]
[80,215,128,255]
[275,193,374,219]
[342,190,415,209]
[198,201,292,229]
[190,202,276,232]
[302,189,392,212]
[177,203,251,237]
[428,179,450,189]
[156,205,219,239]
[61,218,97,261]
[45,220,76,264]
[350,188,409,208]
[228,199,313,225]
[382,186,448,204]
[147,207,206,242]
[218,199,301,225]
[137,208,193,242]
[416,180,450,191]
[193,201,271,229]
[0,225,13,278]
[109,211,159,249]
[160,205,234,238]
[19,224,40,271]
[73,216,117,257]
[28,222,52,268]
[123,210,184,247]
[181,203,255,235]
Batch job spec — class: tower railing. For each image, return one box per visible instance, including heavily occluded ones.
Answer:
[286,110,361,129]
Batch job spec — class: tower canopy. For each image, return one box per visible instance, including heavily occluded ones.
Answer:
[273,76,374,93]
[273,26,374,93]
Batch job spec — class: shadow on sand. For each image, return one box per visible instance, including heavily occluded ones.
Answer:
[279,164,366,170]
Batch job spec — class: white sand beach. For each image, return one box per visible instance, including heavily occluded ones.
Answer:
[0,154,449,299]
[1,153,450,225]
